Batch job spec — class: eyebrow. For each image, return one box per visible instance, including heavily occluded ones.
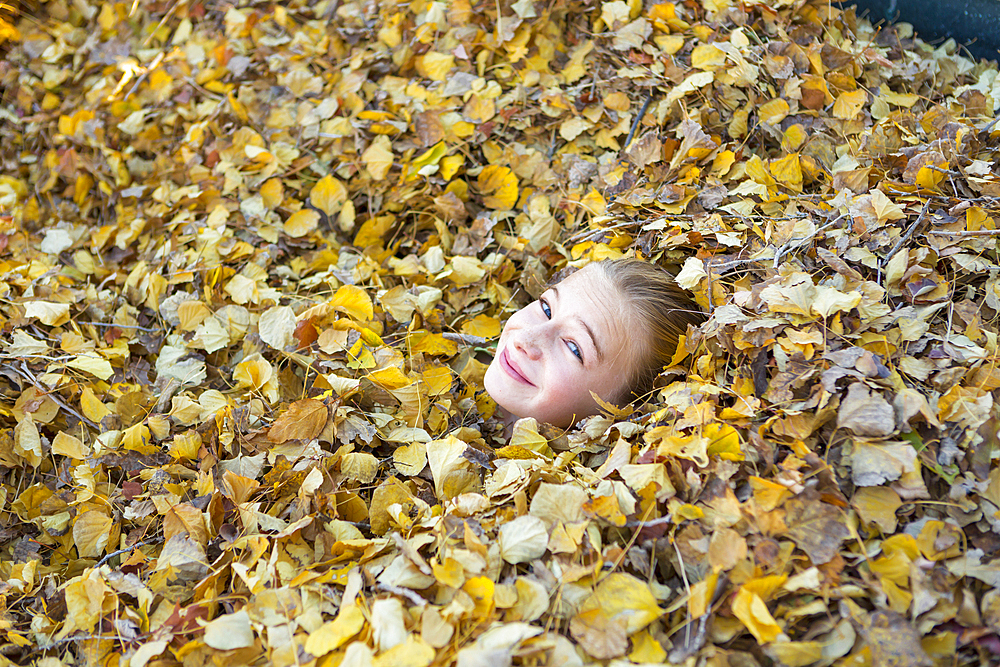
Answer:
[550,286,604,363]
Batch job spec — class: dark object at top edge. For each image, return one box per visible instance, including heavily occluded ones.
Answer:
[838,0,1000,62]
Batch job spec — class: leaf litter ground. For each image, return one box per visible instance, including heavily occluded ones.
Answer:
[0,0,999,666]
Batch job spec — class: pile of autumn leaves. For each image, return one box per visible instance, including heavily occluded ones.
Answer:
[0,0,1000,665]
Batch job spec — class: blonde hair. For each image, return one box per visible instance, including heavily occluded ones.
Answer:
[596,259,705,403]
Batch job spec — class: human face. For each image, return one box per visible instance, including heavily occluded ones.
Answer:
[483,265,637,428]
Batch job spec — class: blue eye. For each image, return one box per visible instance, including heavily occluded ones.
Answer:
[540,299,551,319]
[567,340,583,361]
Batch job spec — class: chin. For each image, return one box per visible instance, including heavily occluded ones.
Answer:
[483,364,527,422]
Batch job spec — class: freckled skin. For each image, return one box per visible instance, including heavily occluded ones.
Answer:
[484,265,637,428]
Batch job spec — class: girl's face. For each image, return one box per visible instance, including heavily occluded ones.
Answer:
[484,265,638,428]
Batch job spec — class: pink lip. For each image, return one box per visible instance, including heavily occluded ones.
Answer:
[500,348,534,385]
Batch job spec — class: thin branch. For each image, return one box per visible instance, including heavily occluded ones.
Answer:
[622,92,655,154]
[441,332,491,347]
[15,362,98,429]
[77,321,163,332]
[376,582,428,607]
[623,514,672,529]
[928,228,1000,237]
[773,214,845,268]
[96,536,164,568]
[881,199,931,269]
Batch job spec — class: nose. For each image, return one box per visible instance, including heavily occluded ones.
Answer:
[511,329,543,360]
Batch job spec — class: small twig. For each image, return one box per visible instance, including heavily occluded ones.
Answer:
[773,214,845,268]
[97,536,163,568]
[622,92,655,154]
[623,514,672,529]
[928,228,1000,237]
[705,258,766,274]
[441,332,490,347]
[567,219,641,244]
[15,362,98,429]
[78,321,162,332]
[979,116,1000,134]
[376,582,427,607]
[881,199,931,269]
[124,52,165,100]
[705,261,714,314]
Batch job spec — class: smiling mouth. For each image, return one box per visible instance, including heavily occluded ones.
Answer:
[500,348,534,385]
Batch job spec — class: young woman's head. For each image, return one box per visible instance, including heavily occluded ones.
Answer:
[483,258,704,428]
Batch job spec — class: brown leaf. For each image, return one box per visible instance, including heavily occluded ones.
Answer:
[569,610,628,660]
[837,383,895,437]
[783,494,850,565]
[855,609,933,667]
[268,399,329,443]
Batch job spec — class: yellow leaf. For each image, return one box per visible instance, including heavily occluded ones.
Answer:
[0,16,21,43]
[781,124,808,152]
[770,153,802,191]
[462,577,495,620]
[123,423,156,455]
[705,423,743,461]
[575,573,663,634]
[73,510,114,558]
[870,188,906,223]
[284,209,320,238]
[461,314,501,338]
[340,452,379,483]
[447,256,486,285]
[80,387,113,423]
[363,135,394,180]
[177,300,211,331]
[766,641,824,667]
[392,441,427,476]
[916,163,946,189]
[368,366,412,390]
[354,214,394,247]
[310,175,348,217]
[581,187,607,215]
[439,155,464,181]
[170,431,202,460]
[645,427,708,467]
[691,43,726,70]
[305,604,366,657]
[422,365,453,396]
[67,354,115,381]
[233,353,273,390]
[750,475,792,511]
[410,142,448,176]
[758,98,790,125]
[603,91,630,111]
[372,636,435,667]
[732,587,783,643]
[24,300,70,326]
[477,165,519,210]
[203,610,254,650]
[629,630,667,663]
[409,332,458,356]
[14,417,42,467]
[432,557,465,588]
[260,178,283,208]
[331,284,374,320]
[63,574,107,633]
[416,52,455,81]
[832,89,866,120]
[52,431,89,459]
